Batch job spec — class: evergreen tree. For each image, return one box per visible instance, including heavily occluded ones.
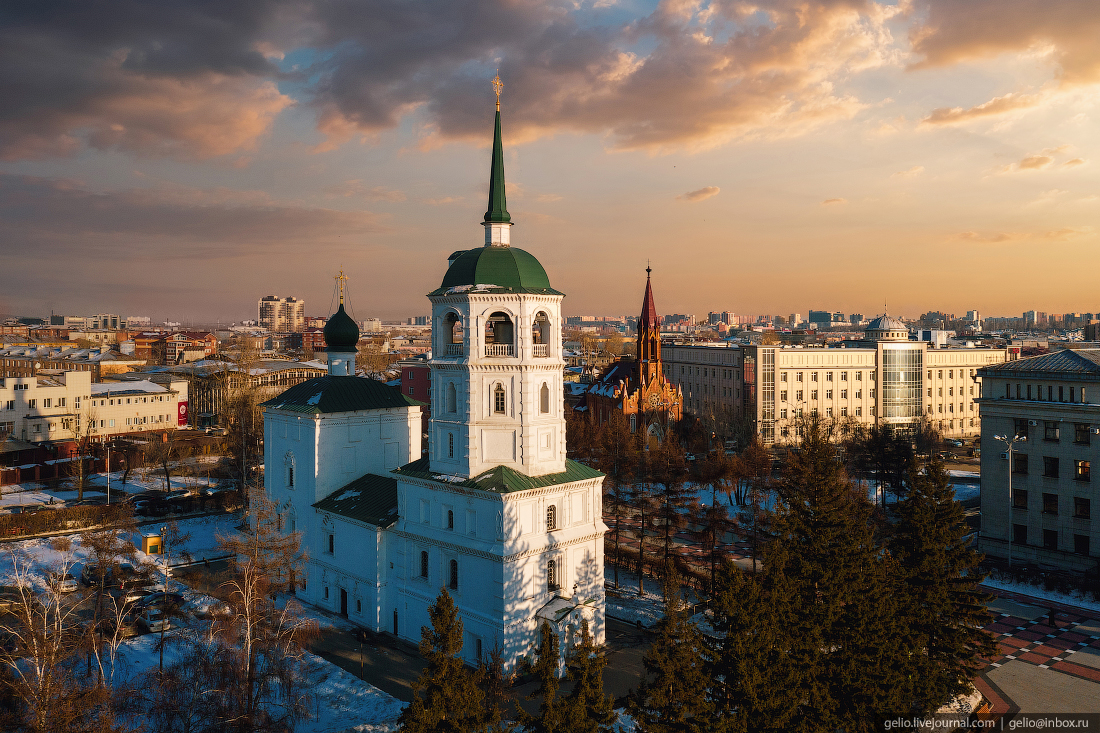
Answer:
[707,560,801,732]
[648,440,692,575]
[629,567,712,733]
[598,412,640,589]
[766,415,905,731]
[478,645,516,732]
[516,622,569,733]
[564,619,617,733]
[399,588,485,733]
[890,458,997,714]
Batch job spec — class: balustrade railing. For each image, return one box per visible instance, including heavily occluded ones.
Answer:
[484,343,515,357]
[532,344,549,357]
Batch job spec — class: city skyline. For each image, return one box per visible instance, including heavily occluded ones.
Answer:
[1,1,1097,321]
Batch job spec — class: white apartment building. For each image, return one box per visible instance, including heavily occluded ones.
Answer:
[0,371,188,443]
[662,315,1009,443]
[978,350,1100,571]
[258,296,306,333]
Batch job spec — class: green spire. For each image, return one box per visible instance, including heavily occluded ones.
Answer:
[483,84,511,224]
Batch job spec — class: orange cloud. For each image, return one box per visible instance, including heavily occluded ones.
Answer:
[821,198,847,205]
[920,92,1045,126]
[678,187,720,202]
[892,165,924,177]
[952,227,1091,244]
[1063,158,1086,167]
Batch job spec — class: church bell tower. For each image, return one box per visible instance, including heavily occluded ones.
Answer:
[426,76,567,478]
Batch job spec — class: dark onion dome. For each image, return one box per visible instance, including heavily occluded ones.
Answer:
[429,247,563,296]
[324,304,360,352]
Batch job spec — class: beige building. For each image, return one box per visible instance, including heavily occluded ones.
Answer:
[258,295,305,333]
[662,315,1009,443]
[978,350,1100,571]
[0,370,188,443]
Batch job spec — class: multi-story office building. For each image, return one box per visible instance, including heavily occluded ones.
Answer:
[0,345,145,381]
[258,296,306,333]
[662,315,1009,443]
[977,350,1100,571]
[0,371,188,443]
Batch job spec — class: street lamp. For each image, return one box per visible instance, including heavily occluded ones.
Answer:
[993,432,1027,568]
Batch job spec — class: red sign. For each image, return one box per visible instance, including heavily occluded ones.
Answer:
[178,402,189,426]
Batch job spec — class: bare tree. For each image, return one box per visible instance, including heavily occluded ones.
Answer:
[209,486,317,731]
[0,540,113,731]
[65,406,99,502]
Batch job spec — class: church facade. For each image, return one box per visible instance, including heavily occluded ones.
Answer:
[262,89,607,670]
[579,269,683,444]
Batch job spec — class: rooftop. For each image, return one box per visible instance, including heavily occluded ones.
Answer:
[978,349,1100,378]
[393,457,603,494]
[313,473,399,528]
[260,375,422,414]
[430,246,561,297]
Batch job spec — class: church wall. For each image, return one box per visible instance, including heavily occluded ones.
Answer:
[306,513,386,629]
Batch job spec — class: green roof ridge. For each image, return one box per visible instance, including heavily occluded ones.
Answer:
[483,110,510,224]
[392,457,603,494]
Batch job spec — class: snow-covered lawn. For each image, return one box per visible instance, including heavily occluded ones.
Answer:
[0,519,408,732]
[1,468,221,509]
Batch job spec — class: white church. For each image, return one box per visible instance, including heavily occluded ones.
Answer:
[262,88,607,670]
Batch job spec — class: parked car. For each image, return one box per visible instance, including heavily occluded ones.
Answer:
[137,607,171,634]
[0,585,23,614]
[49,573,79,594]
[114,584,159,606]
[81,563,106,587]
[135,591,184,610]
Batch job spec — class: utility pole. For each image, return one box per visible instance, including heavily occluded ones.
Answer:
[994,432,1027,569]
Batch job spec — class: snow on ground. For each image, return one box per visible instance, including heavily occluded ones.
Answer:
[1,468,221,509]
[980,578,1100,614]
[604,569,667,628]
[0,518,407,733]
[948,469,981,479]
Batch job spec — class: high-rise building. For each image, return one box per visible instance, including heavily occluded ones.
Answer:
[258,296,305,333]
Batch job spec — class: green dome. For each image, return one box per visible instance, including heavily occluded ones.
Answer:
[324,304,360,352]
[431,247,562,296]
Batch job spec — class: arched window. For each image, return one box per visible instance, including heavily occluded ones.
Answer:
[446,382,457,413]
[448,432,454,458]
[540,383,550,414]
[485,312,514,357]
[284,452,295,489]
[533,312,550,356]
[444,313,464,356]
[546,504,557,531]
[547,559,559,591]
[447,510,454,530]
[420,551,429,578]
[630,415,637,433]
[449,559,458,590]
[493,384,506,414]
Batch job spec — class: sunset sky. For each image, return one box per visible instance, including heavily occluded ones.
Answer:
[1,0,1097,324]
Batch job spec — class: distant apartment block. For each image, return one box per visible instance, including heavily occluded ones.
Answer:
[362,318,383,333]
[258,296,305,333]
[0,345,145,381]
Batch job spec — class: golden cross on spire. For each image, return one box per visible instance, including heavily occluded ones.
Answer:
[492,72,503,111]
[336,268,348,306]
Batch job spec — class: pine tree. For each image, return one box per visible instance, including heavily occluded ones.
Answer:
[517,622,570,733]
[890,458,997,714]
[707,560,801,732]
[478,645,516,733]
[564,619,617,733]
[629,567,712,733]
[399,588,486,733]
[766,415,905,731]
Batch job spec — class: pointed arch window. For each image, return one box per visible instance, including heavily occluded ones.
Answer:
[449,559,458,590]
[446,382,457,413]
[540,383,550,414]
[493,384,506,414]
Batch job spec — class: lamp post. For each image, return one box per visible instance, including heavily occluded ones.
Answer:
[994,432,1027,568]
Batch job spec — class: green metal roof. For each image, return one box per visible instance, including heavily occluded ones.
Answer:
[429,246,561,296]
[483,110,511,224]
[313,473,398,527]
[392,457,603,493]
[260,375,423,414]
